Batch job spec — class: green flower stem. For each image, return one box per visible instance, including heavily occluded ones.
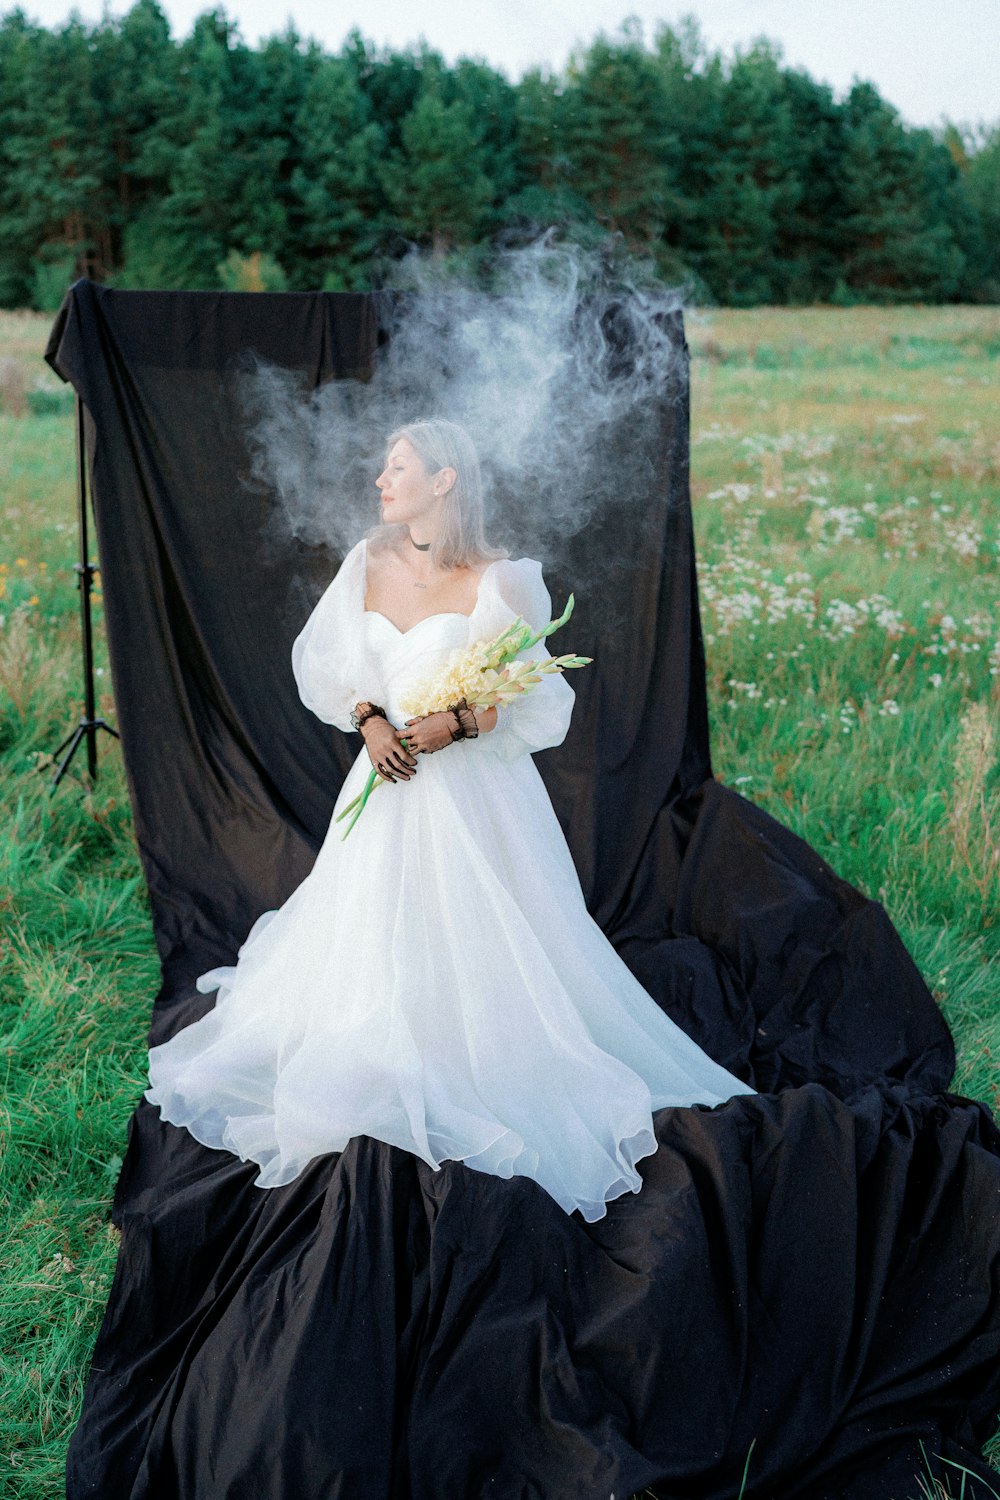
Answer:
[334,774,373,824]
[338,767,386,839]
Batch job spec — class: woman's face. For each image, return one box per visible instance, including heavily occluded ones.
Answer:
[376,438,452,526]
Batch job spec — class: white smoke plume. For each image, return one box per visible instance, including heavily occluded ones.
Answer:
[230,232,697,620]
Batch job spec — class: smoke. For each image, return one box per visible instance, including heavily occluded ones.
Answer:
[230,232,696,604]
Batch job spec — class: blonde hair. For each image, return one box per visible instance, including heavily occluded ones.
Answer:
[366,417,509,572]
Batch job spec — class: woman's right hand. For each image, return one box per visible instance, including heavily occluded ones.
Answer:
[361,717,418,782]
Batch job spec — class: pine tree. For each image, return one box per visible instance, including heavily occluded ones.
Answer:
[0,12,110,305]
[776,69,848,302]
[559,22,680,254]
[91,0,179,281]
[122,10,253,287]
[683,39,803,306]
[0,10,41,304]
[651,19,727,292]
[121,11,306,289]
[448,58,520,216]
[287,50,389,290]
[503,68,595,243]
[963,126,1000,300]
[342,29,427,156]
[379,74,495,259]
[838,83,965,302]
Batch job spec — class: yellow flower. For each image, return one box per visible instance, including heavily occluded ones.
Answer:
[397,617,588,719]
[28,594,39,605]
[15,557,28,568]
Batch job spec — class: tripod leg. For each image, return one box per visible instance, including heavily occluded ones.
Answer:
[50,723,88,792]
[48,718,122,794]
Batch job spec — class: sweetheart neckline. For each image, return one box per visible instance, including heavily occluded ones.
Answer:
[361,538,497,637]
[364,609,472,636]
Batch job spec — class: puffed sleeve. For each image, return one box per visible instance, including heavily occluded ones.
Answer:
[479,557,576,763]
[291,539,372,733]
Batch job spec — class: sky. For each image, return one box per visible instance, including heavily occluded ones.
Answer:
[5,0,998,133]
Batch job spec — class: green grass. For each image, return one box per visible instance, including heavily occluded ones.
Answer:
[1,305,998,1497]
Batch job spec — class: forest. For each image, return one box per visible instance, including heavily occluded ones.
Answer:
[1,3,999,310]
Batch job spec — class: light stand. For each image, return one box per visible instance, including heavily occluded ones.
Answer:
[47,392,119,791]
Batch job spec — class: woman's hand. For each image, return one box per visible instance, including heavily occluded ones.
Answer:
[402,706,498,752]
[361,717,418,782]
[400,711,459,756]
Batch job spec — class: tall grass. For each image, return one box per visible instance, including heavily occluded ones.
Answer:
[1,305,997,1496]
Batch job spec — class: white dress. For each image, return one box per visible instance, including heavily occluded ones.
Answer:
[145,536,756,1222]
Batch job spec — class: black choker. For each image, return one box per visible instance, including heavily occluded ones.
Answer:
[410,536,431,551]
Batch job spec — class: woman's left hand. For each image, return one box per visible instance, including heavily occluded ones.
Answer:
[401,711,461,755]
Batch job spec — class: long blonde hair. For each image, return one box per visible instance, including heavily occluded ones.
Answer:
[366,417,509,572]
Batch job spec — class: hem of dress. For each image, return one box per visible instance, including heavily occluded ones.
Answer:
[143,1086,665,1221]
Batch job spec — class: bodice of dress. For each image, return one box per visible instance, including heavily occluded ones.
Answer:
[291,536,577,764]
[364,609,475,727]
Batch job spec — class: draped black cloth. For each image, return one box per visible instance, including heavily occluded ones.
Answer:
[47,280,1000,1500]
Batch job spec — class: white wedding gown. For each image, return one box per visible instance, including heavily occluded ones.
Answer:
[145,536,756,1222]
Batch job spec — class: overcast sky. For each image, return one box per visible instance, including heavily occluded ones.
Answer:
[7,0,998,132]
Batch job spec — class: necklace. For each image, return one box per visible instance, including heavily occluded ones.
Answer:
[410,532,431,585]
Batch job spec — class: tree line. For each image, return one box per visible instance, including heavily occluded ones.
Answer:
[1,1,998,309]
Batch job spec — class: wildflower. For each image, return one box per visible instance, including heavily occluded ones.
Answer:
[825,600,861,636]
[839,699,858,733]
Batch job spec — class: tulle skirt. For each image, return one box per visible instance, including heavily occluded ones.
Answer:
[145,738,756,1222]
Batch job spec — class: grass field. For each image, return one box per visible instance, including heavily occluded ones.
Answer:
[1,303,998,1497]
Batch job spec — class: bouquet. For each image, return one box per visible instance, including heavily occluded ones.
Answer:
[335,593,591,839]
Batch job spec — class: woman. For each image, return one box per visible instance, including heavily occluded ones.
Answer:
[145,417,756,1222]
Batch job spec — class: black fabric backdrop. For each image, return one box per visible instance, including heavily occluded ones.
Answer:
[46,280,1000,1500]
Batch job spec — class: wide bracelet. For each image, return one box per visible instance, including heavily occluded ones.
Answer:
[350,701,388,733]
[446,697,479,741]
